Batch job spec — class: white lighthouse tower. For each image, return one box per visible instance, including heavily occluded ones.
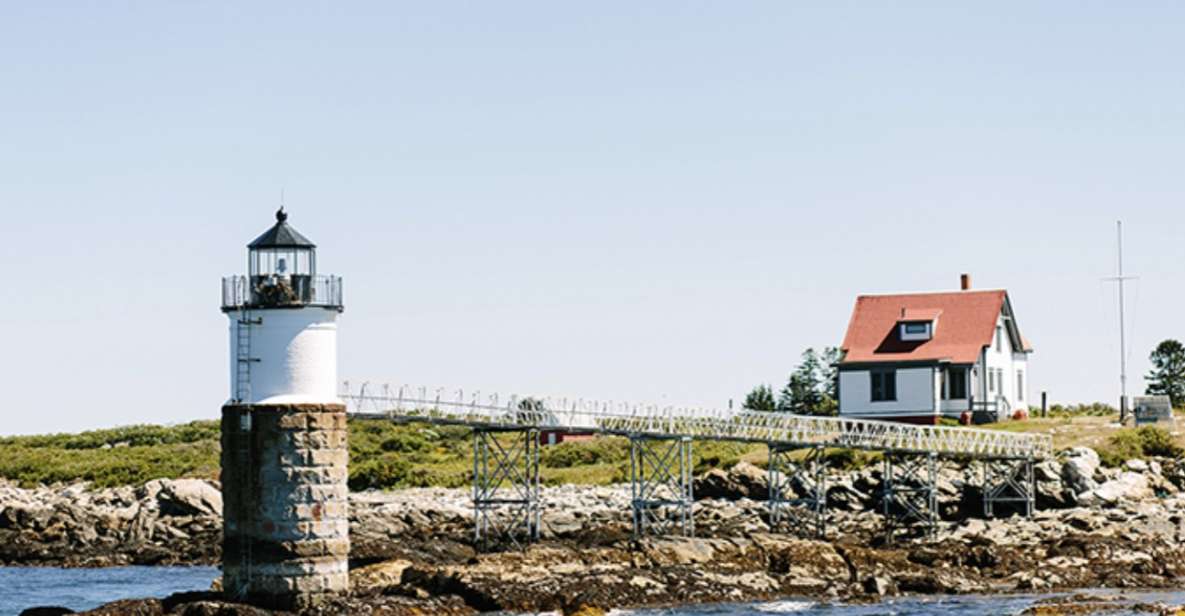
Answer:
[222,207,343,403]
[219,209,349,610]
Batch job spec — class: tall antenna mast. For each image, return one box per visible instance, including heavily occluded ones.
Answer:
[1103,220,1138,421]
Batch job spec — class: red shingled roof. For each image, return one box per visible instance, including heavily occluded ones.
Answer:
[840,290,1011,364]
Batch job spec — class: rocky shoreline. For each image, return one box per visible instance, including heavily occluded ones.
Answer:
[7,447,1185,614]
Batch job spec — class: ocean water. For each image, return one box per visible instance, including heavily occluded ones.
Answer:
[4,568,1185,616]
[604,591,1185,616]
[0,566,220,615]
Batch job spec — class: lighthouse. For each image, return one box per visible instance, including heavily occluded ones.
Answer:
[219,209,349,609]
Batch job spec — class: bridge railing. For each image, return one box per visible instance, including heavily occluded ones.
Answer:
[341,382,1052,460]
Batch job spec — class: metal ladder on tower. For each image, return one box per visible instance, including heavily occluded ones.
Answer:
[235,311,261,403]
[233,310,261,600]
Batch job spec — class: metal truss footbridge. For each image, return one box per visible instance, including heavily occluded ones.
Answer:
[343,381,1053,546]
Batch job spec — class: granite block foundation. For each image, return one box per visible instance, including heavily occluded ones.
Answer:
[221,403,349,610]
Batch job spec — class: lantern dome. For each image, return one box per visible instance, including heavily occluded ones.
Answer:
[248,207,316,249]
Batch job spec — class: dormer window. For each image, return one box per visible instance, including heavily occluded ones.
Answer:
[897,308,940,342]
[900,321,932,341]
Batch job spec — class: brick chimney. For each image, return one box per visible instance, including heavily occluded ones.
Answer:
[960,273,971,291]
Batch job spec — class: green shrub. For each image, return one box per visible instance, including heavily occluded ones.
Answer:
[379,432,430,453]
[1137,426,1183,458]
[348,456,412,490]
[1098,431,1143,467]
[1097,426,1183,467]
[403,466,468,489]
[823,448,879,470]
[1045,402,1118,417]
[692,441,749,474]
[541,437,628,468]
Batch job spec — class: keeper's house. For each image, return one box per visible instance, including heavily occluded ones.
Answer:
[837,275,1032,424]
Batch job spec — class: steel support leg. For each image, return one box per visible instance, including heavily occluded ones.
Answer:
[768,444,827,539]
[983,457,1035,518]
[882,452,938,544]
[630,435,693,539]
[472,428,541,550]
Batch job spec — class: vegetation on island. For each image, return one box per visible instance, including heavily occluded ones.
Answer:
[1146,338,1185,408]
[0,422,221,488]
[0,419,758,490]
[2,337,1183,489]
[1,412,1183,489]
[744,347,840,416]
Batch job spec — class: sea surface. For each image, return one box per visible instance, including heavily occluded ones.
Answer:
[603,591,1185,616]
[0,566,220,615]
[3,568,1185,616]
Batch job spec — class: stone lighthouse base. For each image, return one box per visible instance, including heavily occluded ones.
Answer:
[220,403,350,610]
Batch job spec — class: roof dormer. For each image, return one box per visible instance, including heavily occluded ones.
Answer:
[898,308,941,342]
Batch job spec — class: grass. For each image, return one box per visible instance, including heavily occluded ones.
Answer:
[981,412,1185,453]
[0,418,769,489]
[0,421,221,488]
[3,409,1182,488]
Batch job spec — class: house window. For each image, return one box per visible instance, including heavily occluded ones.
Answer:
[871,369,896,402]
[1016,370,1024,400]
[996,326,1003,352]
[988,369,996,393]
[900,321,932,341]
[947,367,968,400]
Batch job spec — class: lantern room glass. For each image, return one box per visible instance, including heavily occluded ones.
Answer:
[249,247,316,278]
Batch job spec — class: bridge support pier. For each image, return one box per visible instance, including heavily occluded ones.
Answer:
[472,428,541,550]
[768,444,827,538]
[629,435,693,539]
[983,457,1035,518]
[882,452,938,543]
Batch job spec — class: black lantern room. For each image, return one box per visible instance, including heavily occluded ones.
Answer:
[220,208,342,311]
[248,207,317,280]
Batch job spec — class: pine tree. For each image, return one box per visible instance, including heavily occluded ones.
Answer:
[777,349,824,414]
[1146,339,1185,408]
[770,347,842,416]
[743,385,776,411]
[819,346,842,405]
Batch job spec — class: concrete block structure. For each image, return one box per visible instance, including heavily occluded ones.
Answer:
[219,209,348,609]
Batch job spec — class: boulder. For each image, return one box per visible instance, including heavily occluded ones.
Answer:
[74,599,164,615]
[173,602,272,616]
[693,462,768,500]
[155,480,222,517]
[1034,461,1072,510]
[1078,472,1151,507]
[825,480,870,511]
[1062,447,1100,496]
[352,559,413,593]
[862,574,898,596]
[1162,460,1185,491]
[1034,460,1061,482]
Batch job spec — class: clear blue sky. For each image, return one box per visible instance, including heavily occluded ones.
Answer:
[2,3,1183,435]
